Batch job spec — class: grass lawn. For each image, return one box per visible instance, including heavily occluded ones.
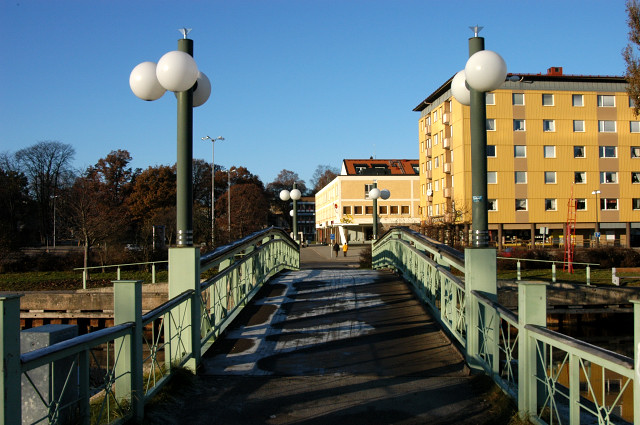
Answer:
[497,267,639,286]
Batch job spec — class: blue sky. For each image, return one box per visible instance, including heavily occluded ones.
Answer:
[0,0,631,187]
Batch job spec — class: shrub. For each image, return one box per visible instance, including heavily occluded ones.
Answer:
[359,244,372,269]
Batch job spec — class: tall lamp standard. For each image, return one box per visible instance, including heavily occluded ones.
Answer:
[129,28,212,247]
[450,26,506,371]
[592,189,601,245]
[279,183,302,243]
[202,136,225,248]
[129,28,212,386]
[368,183,390,240]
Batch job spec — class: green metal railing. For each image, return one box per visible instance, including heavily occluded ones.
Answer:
[1,227,299,424]
[373,227,639,425]
[74,261,169,289]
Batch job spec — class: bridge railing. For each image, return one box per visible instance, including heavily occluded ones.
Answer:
[1,227,299,425]
[73,260,169,289]
[372,227,639,425]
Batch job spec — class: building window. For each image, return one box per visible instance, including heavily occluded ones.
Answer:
[598,120,616,132]
[515,171,527,184]
[542,93,554,106]
[486,119,496,131]
[631,122,640,133]
[516,199,528,211]
[513,119,526,131]
[433,110,438,122]
[514,145,526,158]
[574,146,586,158]
[573,120,585,132]
[572,94,584,106]
[365,206,373,214]
[632,146,640,158]
[390,205,399,214]
[543,120,555,132]
[512,93,524,105]
[401,206,409,214]
[354,206,363,214]
[545,199,557,211]
[486,93,495,105]
[434,180,439,191]
[597,94,615,107]
[600,171,618,184]
[574,171,586,184]
[487,171,497,184]
[544,145,556,158]
[434,156,439,168]
[633,198,640,210]
[379,205,388,214]
[487,199,497,211]
[545,171,556,184]
[486,145,496,157]
[435,204,440,215]
[632,172,640,183]
[599,146,617,158]
[576,199,587,210]
[343,206,352,214]
[601,198,618,210]
[364,184,375,198]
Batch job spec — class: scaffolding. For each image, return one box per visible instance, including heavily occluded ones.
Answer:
[563,185,576,273]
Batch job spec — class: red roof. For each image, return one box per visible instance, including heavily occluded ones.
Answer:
[342,159,419,176]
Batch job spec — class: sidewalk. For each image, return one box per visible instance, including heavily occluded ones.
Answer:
[298,243,367,269]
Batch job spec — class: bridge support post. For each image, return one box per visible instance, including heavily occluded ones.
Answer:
[168,247,201,372]
[1,294,22,425]
[517,282,547,420]
[114,280,144,422]
[464,247,497,371]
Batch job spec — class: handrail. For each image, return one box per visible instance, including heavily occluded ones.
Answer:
[73,260,168,271]
[497,256,599,266]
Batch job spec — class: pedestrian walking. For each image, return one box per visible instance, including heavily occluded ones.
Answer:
[333,242,339,258]
[343,243,348,257]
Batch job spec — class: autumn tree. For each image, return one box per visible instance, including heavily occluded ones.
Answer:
[625,0,640,115]
[0,165,32,261]
[266,169,307,197]
[310,165,339,194]
[15,141,75,244]
[90,149,139,206]
[128,165,177,244]
[216,183,268,244]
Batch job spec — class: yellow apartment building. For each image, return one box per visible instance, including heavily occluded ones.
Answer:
[414,67,640,248]
[315,159,420,244]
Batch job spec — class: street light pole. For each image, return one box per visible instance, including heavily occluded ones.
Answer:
[592,189,601,246]
[202,136,225,248]
[279,183,302,243]
[368,183,390,241]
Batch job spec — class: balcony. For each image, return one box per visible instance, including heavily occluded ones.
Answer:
[443,138,451,149]
[424,124,432,135]
[426,170,432,179]
[425,147,432,158]
[442,113,450,125]
[443,162,451,174]
[443,187,452,198]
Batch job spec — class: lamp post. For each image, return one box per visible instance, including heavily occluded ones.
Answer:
[202,136,225,248]
[451,26,507,248]
[368,183,390,240]
[592,189,601,245]
[279,183,302,243]
[129,28,211,247]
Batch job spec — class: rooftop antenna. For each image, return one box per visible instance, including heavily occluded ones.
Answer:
[373,143,376,159]
[179,28,192,39]
[469,25,483,37]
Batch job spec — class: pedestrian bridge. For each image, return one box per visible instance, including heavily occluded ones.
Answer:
[2,227,639,424]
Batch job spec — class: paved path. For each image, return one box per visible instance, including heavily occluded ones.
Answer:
[149,248,514,424]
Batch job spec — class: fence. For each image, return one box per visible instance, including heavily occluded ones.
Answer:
[74,261,169,289]
[1,227,299,424]
[373,227,639,425]
[497,257,599,285]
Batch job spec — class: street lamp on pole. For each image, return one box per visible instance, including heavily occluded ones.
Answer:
[129,28,211,247]
[592,189,601,245]
[368,183,390,241]
[451,26,507,248]
[280,183,302,243]
[202,136,225,248]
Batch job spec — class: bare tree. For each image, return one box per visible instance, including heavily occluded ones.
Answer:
[15,141,75,245]
[624,0,640,116]
[310,165,339,194]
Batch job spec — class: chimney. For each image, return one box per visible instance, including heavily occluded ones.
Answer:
[547,67,563,76]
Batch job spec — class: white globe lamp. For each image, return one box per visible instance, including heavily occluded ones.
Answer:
[451,70,470,106]
[290,189,301,201]
[279,190,291,201]
[192,72,211,107]
[156,50,199,92]
[130,62,166,101]
[369,188,381,200]
[464,50,507,92]
[380,189,391,200]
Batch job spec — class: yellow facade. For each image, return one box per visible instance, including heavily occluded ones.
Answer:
[416,72,640,247]
[315,173,420,243]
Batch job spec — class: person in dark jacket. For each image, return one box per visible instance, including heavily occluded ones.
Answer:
[333,242,339,258]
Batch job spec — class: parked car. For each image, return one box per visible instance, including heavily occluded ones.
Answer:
[125,244,142,252]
